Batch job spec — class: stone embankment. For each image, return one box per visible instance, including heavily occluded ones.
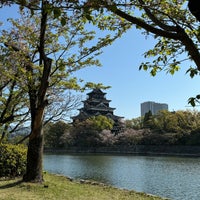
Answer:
[44,145,200,157]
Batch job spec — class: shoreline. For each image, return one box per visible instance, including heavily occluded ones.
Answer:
[44,145,200,157]
[0,173,165,200]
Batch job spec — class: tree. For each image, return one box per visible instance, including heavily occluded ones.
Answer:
[175,110,200,132]
[125,117,143,130]
[140,109,200,134]
[188,0,200,22]
[0,48,30,142]
[44,91,82,125]
[0,51,81,144]
[98,0,200,105]
[50,0,200,105]
[99,129,116,146]
[71,115,114,147]
[88,115,114,131]
[70,119,101,147]
[0,1,129,182]
[143,110,153,129]
[151,110,179,133]
[44,121,70,148]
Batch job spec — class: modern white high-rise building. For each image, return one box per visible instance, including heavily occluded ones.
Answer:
[141,101,168,116]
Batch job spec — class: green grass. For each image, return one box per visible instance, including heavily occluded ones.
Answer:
[0,173,167,200]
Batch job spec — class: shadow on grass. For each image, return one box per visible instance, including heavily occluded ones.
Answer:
[0,179,23,189]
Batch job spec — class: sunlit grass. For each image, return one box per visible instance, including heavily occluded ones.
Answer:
[0,173,166,200]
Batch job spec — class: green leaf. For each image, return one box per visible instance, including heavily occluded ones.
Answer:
[188,97,196,107]
[85,14,93,21]
[169,65,179,75]
[150,67,158,76]
[186,67,198,78]
[139,63,149,71]
[53,8,61,19]
[61,17,66,26]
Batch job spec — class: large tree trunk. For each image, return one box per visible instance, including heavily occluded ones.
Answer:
[23,1,51,182]
[23,132,44,182]
[23,108,45,182]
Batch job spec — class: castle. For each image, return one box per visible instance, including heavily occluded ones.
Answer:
[72,89,124,133]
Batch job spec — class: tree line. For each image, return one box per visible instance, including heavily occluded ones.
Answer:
[23,110,200,148]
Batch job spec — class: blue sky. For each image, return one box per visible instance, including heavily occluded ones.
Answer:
[1,5,200,120]
[75,27,200,119]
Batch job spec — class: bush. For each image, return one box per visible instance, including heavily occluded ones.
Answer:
[99,130,117,146]
[0,143,27,177]
[116,129,150,146]
[182,129,200,145]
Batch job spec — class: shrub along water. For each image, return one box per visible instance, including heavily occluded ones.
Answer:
[0,143,27,177]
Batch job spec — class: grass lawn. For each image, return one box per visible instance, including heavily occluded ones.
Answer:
[0,173,167,200]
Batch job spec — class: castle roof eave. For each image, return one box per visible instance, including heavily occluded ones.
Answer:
[86,88,106,95]
[87,107,115,111]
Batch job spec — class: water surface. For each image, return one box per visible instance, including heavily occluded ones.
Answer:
[44,154,200,200]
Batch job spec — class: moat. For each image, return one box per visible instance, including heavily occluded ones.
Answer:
[44,154,200,200]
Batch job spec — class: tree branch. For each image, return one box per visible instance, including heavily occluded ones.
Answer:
[112,8,180,40]
[138,0,178,32]
[104,2,200,70]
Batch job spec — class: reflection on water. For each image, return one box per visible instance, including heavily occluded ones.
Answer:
[44,154,200,200]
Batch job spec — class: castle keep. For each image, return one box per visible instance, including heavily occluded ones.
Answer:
[72,89,124,133]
